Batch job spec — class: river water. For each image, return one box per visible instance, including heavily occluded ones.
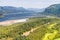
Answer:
[0,13,34,22]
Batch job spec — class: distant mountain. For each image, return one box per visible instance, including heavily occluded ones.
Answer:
[42,4,60,17]
[0,6,36,19]
[0,6,45,15]
[0,6,35,14]
[28,8,45,12]
[0,6,22,13]
[0,6,42,21]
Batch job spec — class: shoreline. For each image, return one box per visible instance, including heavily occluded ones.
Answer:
[0,18,27,26]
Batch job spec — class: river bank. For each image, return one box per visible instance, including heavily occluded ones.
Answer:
[0,18,27,26]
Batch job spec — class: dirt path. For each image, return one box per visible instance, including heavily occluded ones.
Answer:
[21,23,49,36]
[21,27,40,36]
[21,22,58,37]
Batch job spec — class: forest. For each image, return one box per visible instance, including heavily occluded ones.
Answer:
[0,17,60,40]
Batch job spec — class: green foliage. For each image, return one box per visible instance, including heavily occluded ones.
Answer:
[0,17,60,40]
[43,4,60,17]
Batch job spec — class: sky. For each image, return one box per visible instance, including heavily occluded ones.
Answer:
[0,0,60,8]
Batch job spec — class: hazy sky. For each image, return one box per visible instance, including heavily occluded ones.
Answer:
[0,0,60,8]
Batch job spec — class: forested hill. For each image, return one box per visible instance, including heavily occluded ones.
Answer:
[0,17,60,40]
[0,6,34,14]
[42,4,60,17]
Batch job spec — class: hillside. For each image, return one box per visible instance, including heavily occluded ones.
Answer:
[0,17,60,40]
[0,4,60,40]
[27,8,45,12]
[42,4,60,17]
[0,6,33,14]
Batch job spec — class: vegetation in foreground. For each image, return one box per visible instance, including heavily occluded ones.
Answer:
[0,17,60,40]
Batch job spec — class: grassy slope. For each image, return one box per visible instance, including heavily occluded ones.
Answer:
[0,17,60,40]
[25,18,60,40]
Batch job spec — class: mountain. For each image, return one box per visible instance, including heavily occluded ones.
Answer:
[0,6,35,19]
[0,6,45,15]
[42,4,60,17]
[0,6,35,14]
[28,8,45,12]
[0,6,42,21]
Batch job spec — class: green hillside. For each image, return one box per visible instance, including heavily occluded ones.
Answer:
[42,4,60,17]
[0,17,60,40]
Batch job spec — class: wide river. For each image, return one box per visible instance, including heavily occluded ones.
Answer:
[0,13,36,22]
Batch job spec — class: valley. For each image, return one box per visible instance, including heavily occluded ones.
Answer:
[0,3,60,40]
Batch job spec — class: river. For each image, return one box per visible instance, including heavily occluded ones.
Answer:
[0,13,35,22]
